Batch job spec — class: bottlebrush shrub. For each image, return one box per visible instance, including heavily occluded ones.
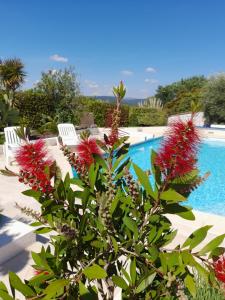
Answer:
[1,99,225,299]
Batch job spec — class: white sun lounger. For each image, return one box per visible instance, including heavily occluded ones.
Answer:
[57,123,80,146]
[3,126,24,166]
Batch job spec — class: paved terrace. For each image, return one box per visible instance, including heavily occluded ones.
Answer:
[1,126,225,297]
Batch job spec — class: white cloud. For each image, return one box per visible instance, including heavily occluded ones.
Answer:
[50,54,68,63]
[121,70,133,76]
[145,67,156,73]
[84,80,99,89]
[89,83,99,88]
[144,78,158,84]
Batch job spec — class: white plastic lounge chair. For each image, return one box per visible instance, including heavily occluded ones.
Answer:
[3,126,24,166]
[57,123,80,146]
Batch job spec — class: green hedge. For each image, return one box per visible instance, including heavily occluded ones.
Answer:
[14,91,167,130]
[129,107,167,126]
[15,90,54,129]
[73,97,130,127]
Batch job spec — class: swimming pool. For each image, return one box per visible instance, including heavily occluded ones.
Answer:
[128,138,225,216]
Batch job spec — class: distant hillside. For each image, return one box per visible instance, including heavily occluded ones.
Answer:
[93,96,144,106]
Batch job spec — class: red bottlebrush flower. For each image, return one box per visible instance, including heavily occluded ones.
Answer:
[77,138,101,166]
[155,117,200,179]
[16,140,53,193]
[106,130,119,146]
[213,256,225,283]
[16,140,52,172]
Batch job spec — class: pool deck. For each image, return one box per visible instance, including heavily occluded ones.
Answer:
[1,126,225,293]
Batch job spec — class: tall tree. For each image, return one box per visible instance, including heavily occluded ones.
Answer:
[36,67,80,108]
[203,73,225,124]
[155,76,207,104]
[0,58,26,106]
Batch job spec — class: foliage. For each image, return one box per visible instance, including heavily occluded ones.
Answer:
[203,73,225,124]
[0,134,5,144]
[39,114,60,134]
[0,98,19,130]
[77,96,129,127]
[14,89,55,129]
[0,58,26,106]
[79,97,113,126]
[164,89,204,116]
[138,96,163,110]
[190,281,224,300]
[53,96,81,125]
[129,106,167,126]
[36,67,80,112]
[155,76,206,118]
[155,76,207,105]
[1,82,225,299]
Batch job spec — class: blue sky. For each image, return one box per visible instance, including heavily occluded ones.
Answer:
[1,0,225,98]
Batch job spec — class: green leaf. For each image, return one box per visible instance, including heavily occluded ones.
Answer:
[184,274,196,297]
[29,273,53,285]
[43,279,69,299]
[83,264,107,280]
[160,189,186,202]
[198,234,225,256]
[88,163,98,189]
[148,226,157,243]
[115,157,131,175]
[121,267,132,285]
[0,282,8,292]
[209,247,225,259]
[115,143,129,158]
[151,149,161,185]
[91,240,104,248]
[31,252,52,272]
[133,163,156,199]
[164,204,195,220]
[0,291,14,300]
[111,236,118,255]
[148,245,159,262]
[34,227,52,234]
[22,189,41,200]
[110,190,122,214]
[112,275,128,290]
[112,154,128,172]
[70,177,84,187]
[93,154,108,169]
[130,258,136,285]
[79,282,97,300]
[123,216,138,240]
[9,272,35,297]
[30,221,43,227]
[162,230,177,247]
[182,225,212,250]
[136,273,156,293]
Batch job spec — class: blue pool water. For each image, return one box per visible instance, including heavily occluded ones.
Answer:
[128,138,225,216]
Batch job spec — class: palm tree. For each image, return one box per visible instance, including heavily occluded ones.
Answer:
[0,58,26,106]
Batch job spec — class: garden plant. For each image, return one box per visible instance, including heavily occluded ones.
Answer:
[1,82,225,299]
